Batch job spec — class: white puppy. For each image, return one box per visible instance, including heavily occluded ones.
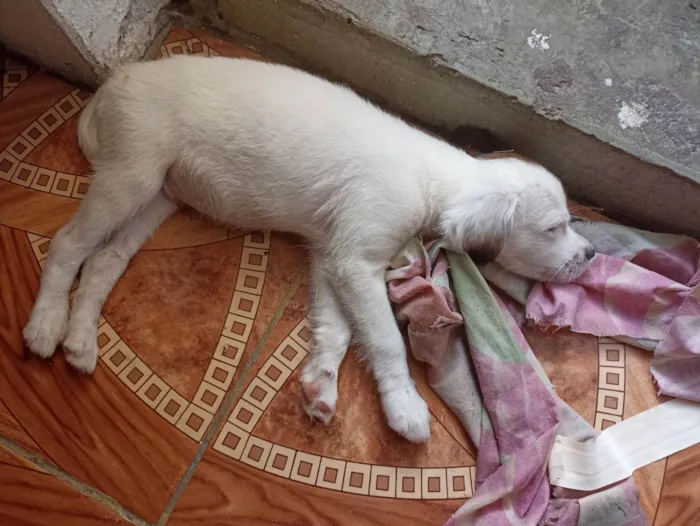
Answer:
[23,56,593,443]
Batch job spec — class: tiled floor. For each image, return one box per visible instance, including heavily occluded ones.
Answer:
[0,26,698,526]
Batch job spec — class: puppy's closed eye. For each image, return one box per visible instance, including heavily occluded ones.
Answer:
[546,222,567,234]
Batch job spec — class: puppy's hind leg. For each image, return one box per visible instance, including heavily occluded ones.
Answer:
[325,258,431,443]
[23,164,166,361]
[63,192,178,373]
[301,258,352,424]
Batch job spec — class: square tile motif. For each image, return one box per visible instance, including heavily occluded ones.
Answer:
[30,168,56,192]
[235,269,265,295]
[243,231,271,249]
[597,389,624,416]
[421,468,448,499]
[156,388,189,425]
[446,467,473,499]
[102,340,135,374]
[0,150,19,180]
[264,444,296,478]
[342,462,371,495]
[176,403,213,441]
[214,335,246,366]
[240,436,273,470]
[370,465,397,498]
[38,106,64,133]
[96,323,119,356]
[229,290,260,319]
[193,381,226,413]
[228,399,263,433]
[290,318,312,350]
[396,468,422,499]
[316,457,346,491]
[118,357,152,392]
[137,374,170,409]
[599,343,625,367]
[258,356,292,390]
[241,377,276,410]
[240,247,269,271]
[213,423,250,460]
[290,451,321,486]
[21,121,49,146]
[7,136,33,161]
[51,173,75,197]
[595,412,622,431]
[222,314,253,343]
[599,366,625,392]
[272,336,308,371]
[203,359,236,391]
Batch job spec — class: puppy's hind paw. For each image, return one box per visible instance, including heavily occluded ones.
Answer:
[23,306,69,359]
[63,325,99,374]
[300,372,337,424]
[381,385,431,443]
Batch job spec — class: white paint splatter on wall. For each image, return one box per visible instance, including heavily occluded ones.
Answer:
[604,78,612,86]
[618,101,650,129]
[527,29,551,51]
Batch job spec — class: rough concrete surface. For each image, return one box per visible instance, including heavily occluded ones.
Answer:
[0,0,170,84]
[0,0,95,82]
[304,0,700,184]
[188,0,700,236]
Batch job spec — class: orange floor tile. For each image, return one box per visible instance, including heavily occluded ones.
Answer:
[0,27,697,525]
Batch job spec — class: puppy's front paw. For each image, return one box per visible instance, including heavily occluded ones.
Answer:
[300,367,338,424]
[63,324,99,374]
[381,385,431,443]
[23,306,69,359]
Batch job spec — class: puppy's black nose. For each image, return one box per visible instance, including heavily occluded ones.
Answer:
[585,246,595,261]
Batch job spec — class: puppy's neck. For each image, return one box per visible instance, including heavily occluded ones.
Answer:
[421,147,516,234]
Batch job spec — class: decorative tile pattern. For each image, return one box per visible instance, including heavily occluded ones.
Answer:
[446,467,473,499]
[316,457,346,491]
[272,336,308,370]
[228,399,263,433]
[213,423,249,460]
[370,465,397,498]
[193,381,226,413]
[203,359,237,391]
[342,462,372,495]
[22,222,270,444]
[2,56,31,98]
[421,468,448,500]
[10,163,37,187]
[264,444,296,478]
[176,404,214,441]
[1,89,91,197]
[240,436,273,470]
[594,338,627,431]
[396,468,422,499]
[205,312,475,499]
[290,452,322,486]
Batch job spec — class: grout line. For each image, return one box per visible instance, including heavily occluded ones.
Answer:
[156,271,304,525]
[0,435,151,525]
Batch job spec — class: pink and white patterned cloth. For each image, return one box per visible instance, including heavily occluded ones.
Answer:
[386,221,700,526]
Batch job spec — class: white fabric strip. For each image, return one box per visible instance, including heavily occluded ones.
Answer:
[549,399,700,491]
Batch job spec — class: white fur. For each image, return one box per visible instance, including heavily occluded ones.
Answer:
[23,56,592,443]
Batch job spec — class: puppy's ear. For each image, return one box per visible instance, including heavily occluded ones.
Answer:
[442,191,518,264]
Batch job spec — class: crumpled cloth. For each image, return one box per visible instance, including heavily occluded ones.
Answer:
[485,221,700,403]
[385,220,700,525]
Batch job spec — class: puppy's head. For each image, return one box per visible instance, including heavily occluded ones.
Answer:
[440,156,594,283]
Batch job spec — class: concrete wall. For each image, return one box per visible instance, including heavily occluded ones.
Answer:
[189,0,700,236]
[0,0,95,82]
[304,0,700,184]
[0,0,170,85]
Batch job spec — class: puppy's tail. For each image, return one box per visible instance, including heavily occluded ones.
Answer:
[77,89,102,161]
